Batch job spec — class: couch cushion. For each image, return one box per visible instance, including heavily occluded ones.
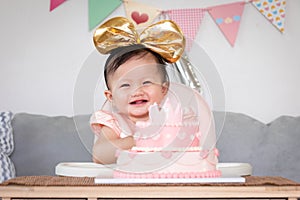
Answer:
[10,113,93,176]
[215,112,300,182]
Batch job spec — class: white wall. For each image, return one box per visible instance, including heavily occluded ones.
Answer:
[0,0,299,123]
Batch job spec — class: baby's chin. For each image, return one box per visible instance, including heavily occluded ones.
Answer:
[128,110,150,122]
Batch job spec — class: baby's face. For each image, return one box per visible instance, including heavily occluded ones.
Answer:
[105,53,167,122]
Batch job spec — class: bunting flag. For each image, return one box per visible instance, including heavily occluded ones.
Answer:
[88,0,122,30]
[50,0,66,11]
[123,0,161,29]
[208,2,245,47]
[49,0,288,45]
[167,8,205,51]
[252,0,286,33]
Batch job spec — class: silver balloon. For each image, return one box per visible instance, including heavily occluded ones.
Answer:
[172,53,202,94]
[157,13,202,94]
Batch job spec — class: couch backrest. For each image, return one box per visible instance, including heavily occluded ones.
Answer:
[10,112,300,182]
[10,113,93,176]
[215,111,300,182]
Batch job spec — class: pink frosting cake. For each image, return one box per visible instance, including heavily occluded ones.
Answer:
[114,147,221,178]
[113,85,222,178]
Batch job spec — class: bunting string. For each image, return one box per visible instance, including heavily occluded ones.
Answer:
[50,0,287,47]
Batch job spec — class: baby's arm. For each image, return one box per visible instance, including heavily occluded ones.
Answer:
[92,125,135,164]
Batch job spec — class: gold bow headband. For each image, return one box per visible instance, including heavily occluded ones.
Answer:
[93,17,185,63]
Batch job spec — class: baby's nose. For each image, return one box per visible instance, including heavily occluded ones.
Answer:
[131,86,144,97]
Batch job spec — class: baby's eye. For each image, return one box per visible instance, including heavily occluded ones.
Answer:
[120,83,130,88]
[143,81,153,85]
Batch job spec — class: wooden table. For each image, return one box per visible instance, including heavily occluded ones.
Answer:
[1,176,300,200]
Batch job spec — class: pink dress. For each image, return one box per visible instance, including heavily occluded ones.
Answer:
[90,110,123,138]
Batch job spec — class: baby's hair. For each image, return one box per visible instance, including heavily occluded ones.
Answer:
[104,44,169,90]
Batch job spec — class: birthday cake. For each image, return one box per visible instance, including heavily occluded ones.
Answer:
[113,84,221,178]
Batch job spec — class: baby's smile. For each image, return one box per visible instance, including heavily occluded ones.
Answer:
[129,99,149,105]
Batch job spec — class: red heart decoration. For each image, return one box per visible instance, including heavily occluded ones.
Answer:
[131,11,149,25]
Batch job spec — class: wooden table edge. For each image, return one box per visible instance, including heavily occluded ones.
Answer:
[1,185,300,199]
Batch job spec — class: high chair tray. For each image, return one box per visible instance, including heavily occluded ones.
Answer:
[55,162,115,178]
[55,162,252,178]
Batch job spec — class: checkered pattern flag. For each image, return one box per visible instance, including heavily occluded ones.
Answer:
[166,8,205,51]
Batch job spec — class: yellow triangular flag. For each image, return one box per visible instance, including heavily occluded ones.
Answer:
[124,0,161,29]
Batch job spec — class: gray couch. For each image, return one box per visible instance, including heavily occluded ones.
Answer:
[9,112,300,182]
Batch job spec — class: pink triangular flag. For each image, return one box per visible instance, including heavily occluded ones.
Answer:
[50,0,66,11]
[208,2,245,46]
[124,0,161,29]
[167,8,205,51]
[252,0,286,33]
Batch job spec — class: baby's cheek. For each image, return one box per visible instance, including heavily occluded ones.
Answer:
[113,92,130,105]
[114,89,128,98]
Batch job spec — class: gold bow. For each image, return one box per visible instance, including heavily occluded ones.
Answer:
[93,17,185,63]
